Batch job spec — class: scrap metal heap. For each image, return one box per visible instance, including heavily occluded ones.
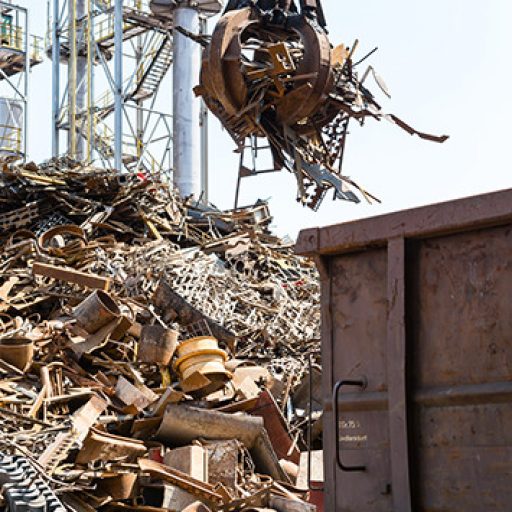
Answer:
[0,159,322,511]
[196,0,448,209]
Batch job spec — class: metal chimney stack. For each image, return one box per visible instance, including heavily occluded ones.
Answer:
[150,0,222,199]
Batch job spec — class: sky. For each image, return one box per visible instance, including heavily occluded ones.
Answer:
[15,1,512,238]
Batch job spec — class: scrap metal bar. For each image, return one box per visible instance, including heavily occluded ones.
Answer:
[32,262,111,291]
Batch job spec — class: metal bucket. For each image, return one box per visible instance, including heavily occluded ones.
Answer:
[0,337,34,371]
[73,290,121,334]
[137,325,178,365]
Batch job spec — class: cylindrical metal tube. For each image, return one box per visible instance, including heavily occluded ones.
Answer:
[68,0,77,157]
[0,338,34,372]
[73,290,121,334]
[114,0,123,171]
[173,6,202,198]
[137,325,179,365]
[76,0,86,160]
[52,0,60,156]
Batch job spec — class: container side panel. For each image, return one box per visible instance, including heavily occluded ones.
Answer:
[410,224,512,510]
[331,249,393,511]
[412,225,512,388]
[331,249,389,391]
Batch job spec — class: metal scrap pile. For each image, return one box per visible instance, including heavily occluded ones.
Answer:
[0,159,323,511]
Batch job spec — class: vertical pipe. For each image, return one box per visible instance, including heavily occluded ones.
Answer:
[199,16,208,202]
[68,0,77,158]
[51,0,60,156]
[173,6,201,198]
[76,0,86,160]
[200,99,208,202]
[113,0,123,172]
[86,0,93,162]
[135,35,143,161]
[23,6,29,161]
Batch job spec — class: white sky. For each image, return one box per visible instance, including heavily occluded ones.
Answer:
[20,1,512,238]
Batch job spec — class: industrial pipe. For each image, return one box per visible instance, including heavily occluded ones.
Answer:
[173,4,202,198]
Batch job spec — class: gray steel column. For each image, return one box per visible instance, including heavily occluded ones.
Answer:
[200,99,208,202]
[23,5,29,161]
[76,0,86,160]
[51,0,60,157]
[87,0,95,161]
[114,0,123,171]
[199,16,208,202]
[173,5,201,198]
[135,35,143,163]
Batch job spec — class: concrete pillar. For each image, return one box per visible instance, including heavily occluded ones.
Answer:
[173,5,201,198]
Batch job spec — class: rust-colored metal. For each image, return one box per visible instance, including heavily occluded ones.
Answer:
[296,188,512,511]
[0,338,34,372]
[182,503,213,512]
[73,290,121,334]
[37,224,86,252]
[137,325,179,365]
[204,6,332,131]
[199,2,447,210]
[205,7,253,117]
[32,262,111,291]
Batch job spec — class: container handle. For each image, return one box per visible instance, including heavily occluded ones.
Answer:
[333,379,366,472]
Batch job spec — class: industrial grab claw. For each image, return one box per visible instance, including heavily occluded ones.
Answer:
[196,0,448,209]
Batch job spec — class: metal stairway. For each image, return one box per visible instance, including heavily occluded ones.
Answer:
[131,34,172,101]
[94,2,171,54]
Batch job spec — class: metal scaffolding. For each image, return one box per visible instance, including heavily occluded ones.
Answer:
[47,0,222,192]
[0,2,42,161]
[49,0,179,179]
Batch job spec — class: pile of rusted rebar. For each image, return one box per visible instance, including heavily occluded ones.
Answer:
[0,159,323,511]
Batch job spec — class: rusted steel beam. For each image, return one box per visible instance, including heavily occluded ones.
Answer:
[32,262,111,291]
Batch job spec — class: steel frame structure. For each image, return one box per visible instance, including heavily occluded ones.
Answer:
[49,0,194,180]
[0,1,35,161]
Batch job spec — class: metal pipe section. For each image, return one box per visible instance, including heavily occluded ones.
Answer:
[199,17,208,202]
[200,99,208,202]
[113,0,123,171]
[173,5,201,198]
[23,5,29,161]
[51,0,60,156]
[68,0,77,157]
[86,0,95,162]
[76,0,86,160]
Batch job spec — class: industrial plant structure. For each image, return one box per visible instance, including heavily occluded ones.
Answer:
[0,0,223,200]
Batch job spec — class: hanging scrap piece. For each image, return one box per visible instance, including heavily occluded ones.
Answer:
[196,0,449,210]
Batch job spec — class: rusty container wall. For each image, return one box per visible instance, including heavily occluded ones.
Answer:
[296,189,512,512]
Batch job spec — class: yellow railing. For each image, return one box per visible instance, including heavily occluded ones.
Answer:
[0,26,43,62]
[95,121,162,175]
[0,124,22,154]
[48,0,152,48]
[30,35,44,61]
[58,30,164,124]
[0,26,22,51]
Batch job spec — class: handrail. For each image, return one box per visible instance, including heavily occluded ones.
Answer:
[0,123,22,153]
[0,26,43,61]
[46,0,153,48]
